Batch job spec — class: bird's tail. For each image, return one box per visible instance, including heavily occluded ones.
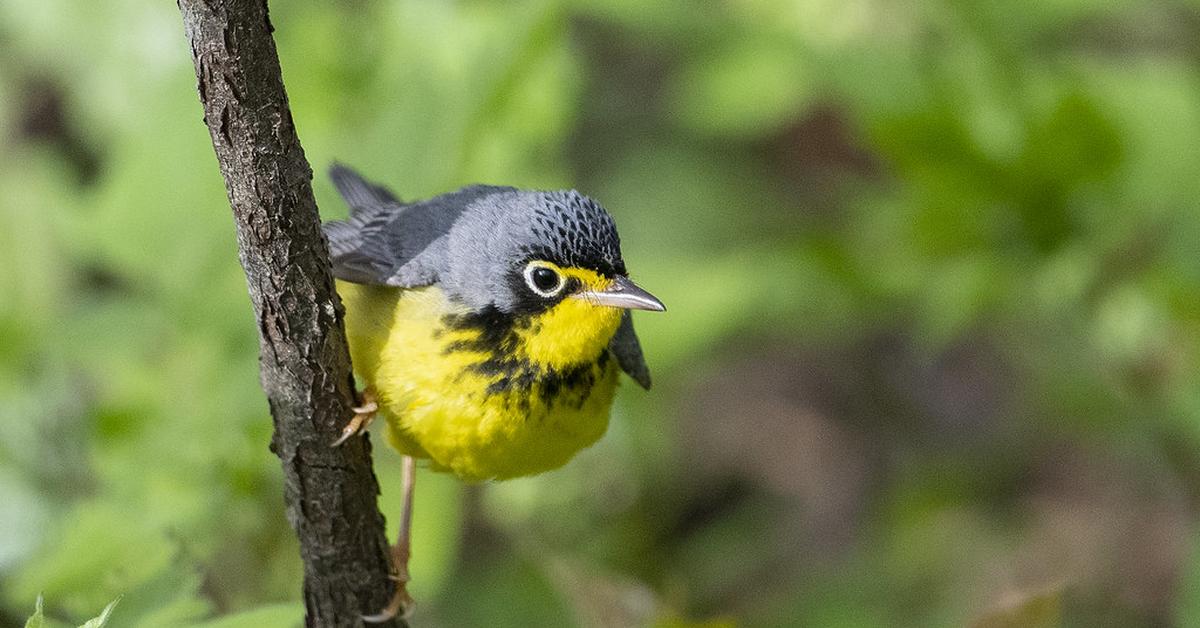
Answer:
[329,162,401,211]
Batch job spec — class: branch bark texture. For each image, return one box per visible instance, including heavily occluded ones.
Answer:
[177,1,403,625]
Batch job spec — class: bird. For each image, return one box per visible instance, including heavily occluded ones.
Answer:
[321,164,664,621]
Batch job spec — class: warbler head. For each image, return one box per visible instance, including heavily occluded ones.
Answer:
[439,189,664,317]
[434,189,663,373]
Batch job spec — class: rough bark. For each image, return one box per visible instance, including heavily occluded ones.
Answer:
[177,1,403,625]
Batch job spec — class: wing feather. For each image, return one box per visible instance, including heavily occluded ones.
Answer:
[321,164,511,287]
[330,162,401,210]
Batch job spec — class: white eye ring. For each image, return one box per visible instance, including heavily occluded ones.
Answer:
[523,262,566,297]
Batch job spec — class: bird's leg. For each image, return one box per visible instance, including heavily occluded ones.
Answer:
[331,387,378,447]
[363,455,417,623]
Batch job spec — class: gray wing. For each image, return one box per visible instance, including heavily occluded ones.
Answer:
[322,164,511,287]
[330,162,400,207]
[610,310,651,389]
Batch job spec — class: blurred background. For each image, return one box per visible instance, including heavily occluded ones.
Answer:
[2,0,1200,626]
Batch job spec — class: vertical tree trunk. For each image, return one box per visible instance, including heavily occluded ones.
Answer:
[177,1,403,625]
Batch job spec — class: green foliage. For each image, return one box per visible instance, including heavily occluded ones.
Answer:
[78,597,121,628]
[2,0,1200,626]
[24,596,44,628]
[24,595,122,628]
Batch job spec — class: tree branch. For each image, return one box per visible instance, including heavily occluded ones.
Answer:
[177,1,403,625]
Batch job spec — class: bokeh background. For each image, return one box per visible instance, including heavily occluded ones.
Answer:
[3,0,1200,626]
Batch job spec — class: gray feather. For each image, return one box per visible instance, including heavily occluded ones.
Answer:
[610,311,651,389]
[330,162,401,208]
[322,164,513,288]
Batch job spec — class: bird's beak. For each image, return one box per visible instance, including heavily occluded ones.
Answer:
[573,275,666,311]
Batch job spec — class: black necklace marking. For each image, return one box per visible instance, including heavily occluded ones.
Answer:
[440,307,610,406]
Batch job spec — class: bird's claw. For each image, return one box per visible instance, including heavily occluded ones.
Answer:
[362,543,414,623]
[331,392,378,447]
[361,581,414,623]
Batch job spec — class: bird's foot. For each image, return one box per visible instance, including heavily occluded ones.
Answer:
[361,584,413,624]
[331,389,378,447]
[362,542,414,623]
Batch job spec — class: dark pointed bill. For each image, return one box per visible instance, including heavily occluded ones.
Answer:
[573,275,666,311]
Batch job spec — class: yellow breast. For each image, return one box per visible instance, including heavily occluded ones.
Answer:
[337,278,623,482]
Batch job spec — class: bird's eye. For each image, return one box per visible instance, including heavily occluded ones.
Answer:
[524,263,565,297]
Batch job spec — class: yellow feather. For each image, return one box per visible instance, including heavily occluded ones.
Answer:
[337,274,623,482]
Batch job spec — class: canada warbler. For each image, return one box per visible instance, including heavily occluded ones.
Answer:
[322,164,663,620]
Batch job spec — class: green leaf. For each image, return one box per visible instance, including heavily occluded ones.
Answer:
[24,595,45,628]
[78,597,121,628]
